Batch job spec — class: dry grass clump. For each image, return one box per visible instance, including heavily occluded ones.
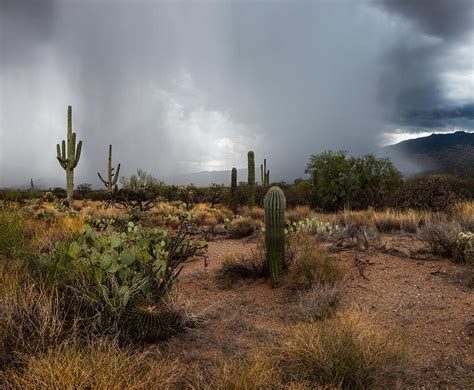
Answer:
[240,206,265,221]
[279,309,405,389]
[373,209,425,233]
[0,209,27,259]
[293,283,344,321]
[288,240,344,290]
[286,206,313,224]
[198,354,282,390]
[451,266,474,289]
[0,264,66,368]
[227,217,259,239]
[217,251,267,288]
[0,340,182,389]
[23,217,74,254]
[449,201,474,231]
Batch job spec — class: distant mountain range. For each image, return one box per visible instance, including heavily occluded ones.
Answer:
[380,131,474,178]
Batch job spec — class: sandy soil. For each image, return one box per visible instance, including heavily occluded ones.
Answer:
[162,235,473,389]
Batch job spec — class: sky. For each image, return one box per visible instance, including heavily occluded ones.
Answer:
[0,0,473,187]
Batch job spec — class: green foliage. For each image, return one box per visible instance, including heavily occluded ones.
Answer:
[98,144,121,192]
[178,184,196,210]
[247,151,255,208]
[56,106,83,205]
[37,221,206,334]
[264,186,286,286]
[305,151,402,210]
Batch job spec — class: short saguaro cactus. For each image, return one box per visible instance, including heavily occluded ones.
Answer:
[264,186,286,286]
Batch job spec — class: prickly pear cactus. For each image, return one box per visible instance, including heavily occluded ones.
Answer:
[56,106,82,206]
[248,151,255,208]
[264,186,286,286]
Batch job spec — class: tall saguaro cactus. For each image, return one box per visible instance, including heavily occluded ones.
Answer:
[98,144,121,192]
[264,186,286,287]
[230,167,238,211]
[56,106,82,206]
[260,158,270,188]
[247,151,255,208]
[231,168,237,197]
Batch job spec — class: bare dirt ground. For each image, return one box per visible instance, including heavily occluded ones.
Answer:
[162,235,473,389]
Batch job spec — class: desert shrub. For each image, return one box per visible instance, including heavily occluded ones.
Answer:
[418,220,462,258]
[0,209,27,259]
[286,206,312,224]
[0,264,66,368]
[451,266,474,289]
[287,241,343,289]
[395,176,474,212]
[0,341,182,389]
[279,309,405,389]
[293,283,344,321]
[227,217,259,239]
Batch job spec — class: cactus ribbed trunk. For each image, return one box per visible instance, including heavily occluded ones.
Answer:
[98,144,120,193]
[264,186,286,287]
[247,151,255,208]
[56,106,82,206]
[231,168,237,197]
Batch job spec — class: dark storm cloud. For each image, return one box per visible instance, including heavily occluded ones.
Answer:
[376,0,474,129]
[378,0,474,38]
[1,0,473,187]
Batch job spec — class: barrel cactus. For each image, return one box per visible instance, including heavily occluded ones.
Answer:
[56,105,82,206]
[247,151,255,208]
[264,186,286,286]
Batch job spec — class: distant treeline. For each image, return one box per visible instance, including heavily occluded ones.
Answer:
[2,151,473,212]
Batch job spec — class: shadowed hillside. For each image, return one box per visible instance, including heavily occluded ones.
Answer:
[381,131,474,178]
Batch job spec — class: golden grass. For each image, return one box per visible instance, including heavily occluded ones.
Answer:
[279,308,405,389]
[0,263,66,368]
[0,340,182,389]
[286,205,313,224]
[287,239,344,289]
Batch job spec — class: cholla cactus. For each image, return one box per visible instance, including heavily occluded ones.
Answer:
[264,186,286,286]
[98,144,121,192]
[56,106,82,206]
[456,232,473,264]
[248,151,255,208]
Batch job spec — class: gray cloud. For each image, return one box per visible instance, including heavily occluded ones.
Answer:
[1,0,473,187]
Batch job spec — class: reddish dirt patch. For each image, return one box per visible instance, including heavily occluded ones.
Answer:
[161,235,473,388]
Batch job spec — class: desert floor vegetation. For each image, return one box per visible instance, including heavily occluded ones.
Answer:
[0,199,472,388]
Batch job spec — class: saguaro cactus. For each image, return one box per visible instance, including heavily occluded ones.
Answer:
[30,178,34,190]
[231,168,237,197]
[260,158,270,188]
[247,151,255,208]
[264,186,286,286]
[56,105,82,206]
[98,144,121,192]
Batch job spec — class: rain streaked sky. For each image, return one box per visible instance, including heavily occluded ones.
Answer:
[1,0,473,187]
